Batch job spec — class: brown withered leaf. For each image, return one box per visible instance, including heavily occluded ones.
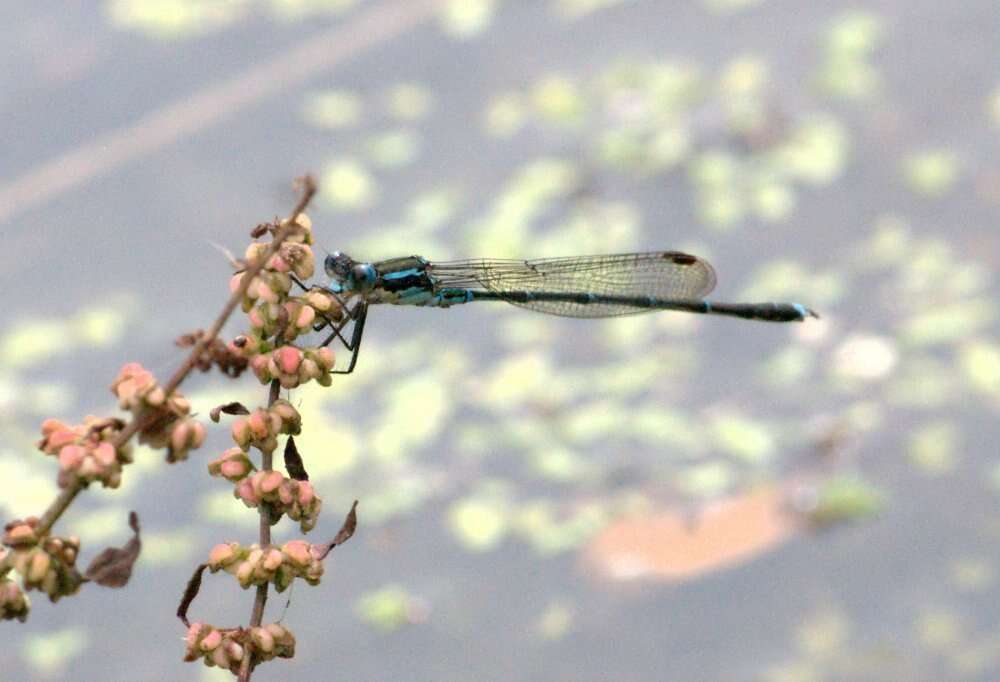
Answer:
[210,401,251,423]
[84,511,141,588]
[315,501,358,560]
[283,436,309,481]
[176,563,208,627]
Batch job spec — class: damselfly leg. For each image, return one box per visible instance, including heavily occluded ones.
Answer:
[290,274,368,374]
[321,302,367,374]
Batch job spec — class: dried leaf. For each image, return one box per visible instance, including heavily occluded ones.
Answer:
[177,563,208,627]
[84,511,142,588]
[316,501,358,560]
[283,436,309,481]
[210,402,251,422]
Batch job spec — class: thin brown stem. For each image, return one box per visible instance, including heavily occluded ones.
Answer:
[238,378,283,682]
[35,177,316,539]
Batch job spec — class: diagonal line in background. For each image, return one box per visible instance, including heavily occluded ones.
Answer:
[0,0,445,226]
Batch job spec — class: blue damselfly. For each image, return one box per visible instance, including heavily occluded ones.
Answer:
[315,251,817,373]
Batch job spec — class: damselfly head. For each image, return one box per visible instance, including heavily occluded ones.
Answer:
[324,251,355,279]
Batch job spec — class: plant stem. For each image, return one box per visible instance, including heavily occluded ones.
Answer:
[238,379,282,682]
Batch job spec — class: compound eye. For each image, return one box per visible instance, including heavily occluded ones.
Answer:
[325,251,354,278]
[352,263,377,289]
[324,254,339,277]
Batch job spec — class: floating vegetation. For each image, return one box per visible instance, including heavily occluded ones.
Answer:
[799,476,884,527]
[818,10,884,100]
[354,584,429,632]
[902,149,962,197]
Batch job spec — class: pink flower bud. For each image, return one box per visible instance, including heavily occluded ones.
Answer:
[252,626,276,653]
[220,459,250,480]
[41,570,59,597]
[282,540,312,567]
[315,347,335,370]
[250,354,271,381]
[40,418,65,436]
[231,418,251,447]
[115,383,136,407]
[274,346,302,375]
[28,550,51,583]
[248,410,270,439]
[271,400,300,424]
[58,445,87,470]
[42,425,78,451]
[200,628,223,651]
[190,421,206,448]
[170,422,190,451]
[298,358,319,381]
[235,479,258,506]
[246,276,261,300]
[93,441,117,466]
[4,523,38,547]
[296,304,315,330]
[225,640,244,662]
[236,561,255,588]
[246,242,268,264]
[186,622,208,647]
[257,282,278,304]
[267,622,289,638]
[297,482,315,505]
[230,273,245,293]
[210,646,229,668]
[78,456,101,478]
[293,254,315,280]
[260,471,284,495]
[146,386,166,406]
[263,548,283,571]
[268,253,290,272]
[304,290,334,312]
[208,543,236,568]
[248,306,265,329]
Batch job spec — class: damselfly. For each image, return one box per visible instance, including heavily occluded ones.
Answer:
[314,251,817,373]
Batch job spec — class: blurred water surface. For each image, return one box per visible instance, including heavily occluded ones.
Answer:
[2,1,1000,680]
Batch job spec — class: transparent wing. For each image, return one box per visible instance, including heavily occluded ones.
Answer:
[428,251,717,318]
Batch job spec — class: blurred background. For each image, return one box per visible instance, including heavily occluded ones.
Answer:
[2,1,999,680]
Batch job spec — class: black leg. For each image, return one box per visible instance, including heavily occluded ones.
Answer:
[288,274,367,374]
[328,304,368,374]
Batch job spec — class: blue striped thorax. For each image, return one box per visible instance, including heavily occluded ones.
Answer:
[324,252,447,305]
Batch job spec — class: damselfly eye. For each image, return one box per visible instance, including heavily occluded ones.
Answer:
[325,252,353,278]
[351,263,377,289]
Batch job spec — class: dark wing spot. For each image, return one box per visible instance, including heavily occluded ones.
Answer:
[664,252,699,266]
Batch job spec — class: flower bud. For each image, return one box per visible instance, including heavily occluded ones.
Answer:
[252,626,275,653]
[27,550,51,583]
[200,628,223,651]
[282,541,312,567]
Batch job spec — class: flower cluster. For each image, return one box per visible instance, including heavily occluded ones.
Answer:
[250,345,336,389]
[0,575,29,622]
[225,213,342,389]
[184,622,295,673]
[207,540,325,591]
[234,471,321,532]
[230,400,302,454]
[1,518,82,603]
[110,363,206,462]
[38,416,133,489]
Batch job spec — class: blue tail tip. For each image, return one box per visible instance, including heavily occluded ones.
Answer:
[793,303,820,320]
